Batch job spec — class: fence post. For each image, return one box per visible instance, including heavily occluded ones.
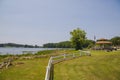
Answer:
[45,57,53,80]
[50,64,54,80]
[50,57,54,80]
[45,66,49,80]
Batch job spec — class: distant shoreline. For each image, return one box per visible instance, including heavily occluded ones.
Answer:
[0,43,42,48]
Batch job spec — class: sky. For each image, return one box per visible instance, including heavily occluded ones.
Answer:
[0,0,120,46]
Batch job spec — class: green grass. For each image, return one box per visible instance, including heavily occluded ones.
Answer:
[0,49,76,80]
[0,54,13,62]
[54,50,120,80]
[1,50,120,80]
[0,58,49,80]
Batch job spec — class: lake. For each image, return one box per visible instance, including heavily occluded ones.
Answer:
[0,47,60,55]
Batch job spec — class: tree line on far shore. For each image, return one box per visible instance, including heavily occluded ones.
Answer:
[43,40,94,48]
[43,41,73,48]
[0,43,41,48]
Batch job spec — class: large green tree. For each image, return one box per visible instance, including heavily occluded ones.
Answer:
[70,28,86,50]
[110,36,120,46]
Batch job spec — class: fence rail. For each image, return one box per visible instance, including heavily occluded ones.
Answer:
[45,50,91,80]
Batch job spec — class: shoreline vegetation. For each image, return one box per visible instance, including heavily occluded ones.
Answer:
[0,39,94,49]
[0,49,76,65]
[0,43,41,48]
[0,41,74,48]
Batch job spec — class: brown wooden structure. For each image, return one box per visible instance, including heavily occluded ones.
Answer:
[94,38,113,51]
[96,38,112,45]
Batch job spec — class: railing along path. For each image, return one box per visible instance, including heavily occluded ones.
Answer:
[45,50,91,80]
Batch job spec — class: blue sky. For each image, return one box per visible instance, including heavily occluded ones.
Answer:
[0,0,120,46]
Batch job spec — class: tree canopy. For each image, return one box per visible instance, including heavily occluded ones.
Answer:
[0,43,41,48]
[43,41,73,48]
[110,36,120,46]
[70,28,86,50]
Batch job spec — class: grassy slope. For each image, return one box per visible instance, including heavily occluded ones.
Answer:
[1,50,120,80]
[0,58,49,80]
[54,50,120,80]
[0,50,76,80]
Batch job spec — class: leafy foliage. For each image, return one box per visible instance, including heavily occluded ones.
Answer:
[110,36,120,46]
[43,41,73,48]
[70,28,86,50]
[83,39,95,48]
[0,43,41,48]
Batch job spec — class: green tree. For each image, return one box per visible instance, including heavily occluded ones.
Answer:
[43,41,73,48]
[70,28,86,50]
[111,36,120,46]
[83,39,95,48]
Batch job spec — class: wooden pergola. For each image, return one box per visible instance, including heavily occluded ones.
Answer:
[96,38,112,44]
[95,38,112,49]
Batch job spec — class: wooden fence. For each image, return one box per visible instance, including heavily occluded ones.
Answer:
[45,50,91,80]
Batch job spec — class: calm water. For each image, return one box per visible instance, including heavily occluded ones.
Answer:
[0,47,58,55]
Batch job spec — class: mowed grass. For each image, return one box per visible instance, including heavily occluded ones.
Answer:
[0,50,76,80]
[0,58,49,80]
[54,50,120,80]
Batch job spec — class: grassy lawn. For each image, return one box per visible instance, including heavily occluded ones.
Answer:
[0,58,49,80]
[54,50,120,80]
[0,50,76,80]
[1,50,120,80]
